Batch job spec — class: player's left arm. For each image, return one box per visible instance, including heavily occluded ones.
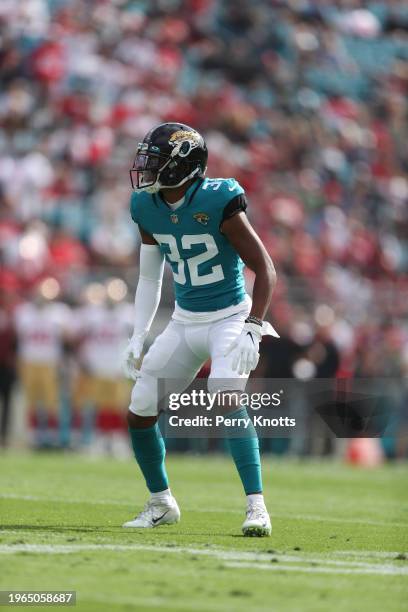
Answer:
[221,211,279,375]
[221,212,277,319]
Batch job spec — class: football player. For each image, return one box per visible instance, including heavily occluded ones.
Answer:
[73,283,133,450]
[123,123,279,536]
[15,284,71,446]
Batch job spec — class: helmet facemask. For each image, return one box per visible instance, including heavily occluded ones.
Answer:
[130,143,170,193]
[130,138,207,194]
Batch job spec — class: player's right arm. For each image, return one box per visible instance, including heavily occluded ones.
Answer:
[122,226,164,380]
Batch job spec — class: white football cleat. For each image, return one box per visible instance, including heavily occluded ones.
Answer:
[123,496,180,529]
[242,502,272,537]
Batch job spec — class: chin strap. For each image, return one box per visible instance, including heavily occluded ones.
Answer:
[143,165,204,194]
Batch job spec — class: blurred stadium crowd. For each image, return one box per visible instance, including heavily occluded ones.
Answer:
[0,0,407,454]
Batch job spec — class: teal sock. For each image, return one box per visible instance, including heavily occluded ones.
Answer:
[224,407,262,495]
[129,423,169,493]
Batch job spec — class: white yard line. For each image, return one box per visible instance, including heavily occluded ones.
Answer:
[334,550,407,559]
[224,561,408,576]
[1,493,406,529]
[0,493,129,507]
[0,535,404,563]
[0,543,407,577]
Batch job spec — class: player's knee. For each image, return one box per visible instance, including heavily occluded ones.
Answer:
[217,390,243,414]
[127,411,157,429]
[206,387,244,414]
[208,375,247,398]
[129,376,159,419]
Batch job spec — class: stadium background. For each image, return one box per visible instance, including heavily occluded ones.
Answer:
[0,0,407,459]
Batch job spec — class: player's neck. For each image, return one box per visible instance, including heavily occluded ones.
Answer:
[160,180,194,204]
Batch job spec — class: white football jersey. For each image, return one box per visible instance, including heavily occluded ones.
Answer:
[14,302,72,364]
[75,303,133,377]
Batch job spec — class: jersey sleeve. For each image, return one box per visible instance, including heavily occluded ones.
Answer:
[220,179,247,227]
[221,193,247,223]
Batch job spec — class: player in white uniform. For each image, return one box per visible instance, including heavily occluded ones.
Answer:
[74,287,133,450]
[15,291,71,445]
[76,300,133,382]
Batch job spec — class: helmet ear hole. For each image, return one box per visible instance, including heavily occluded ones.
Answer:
[179,141,191,157]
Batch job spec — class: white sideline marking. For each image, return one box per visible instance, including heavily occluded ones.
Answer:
[0,543,407,576]
[0,536,403,563]
[224,562,408,576]
[0,542,390,569]
[0,493,129,507]
[335,550,407,559]
[1,494,406,529]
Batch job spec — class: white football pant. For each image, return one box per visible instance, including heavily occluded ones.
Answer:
[129,307,250,417]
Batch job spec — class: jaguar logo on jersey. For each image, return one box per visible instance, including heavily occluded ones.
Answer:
[169,130,201,157]
[193,212,210,226]
[170,213,179,224]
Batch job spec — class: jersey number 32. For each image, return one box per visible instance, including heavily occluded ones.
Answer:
[153,233,225,286]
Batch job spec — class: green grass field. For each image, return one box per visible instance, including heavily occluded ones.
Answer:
[0,452,407,612]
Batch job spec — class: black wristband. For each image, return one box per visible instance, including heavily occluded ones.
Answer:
[245,315,263,327]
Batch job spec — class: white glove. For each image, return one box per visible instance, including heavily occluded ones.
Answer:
[225,320,280,376]
[122,334,145,381]
[225,322,262,376]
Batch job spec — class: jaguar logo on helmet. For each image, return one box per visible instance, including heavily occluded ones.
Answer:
[169,130,201,157]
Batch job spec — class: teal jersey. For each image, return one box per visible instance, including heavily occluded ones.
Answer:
[130,178,247,312]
